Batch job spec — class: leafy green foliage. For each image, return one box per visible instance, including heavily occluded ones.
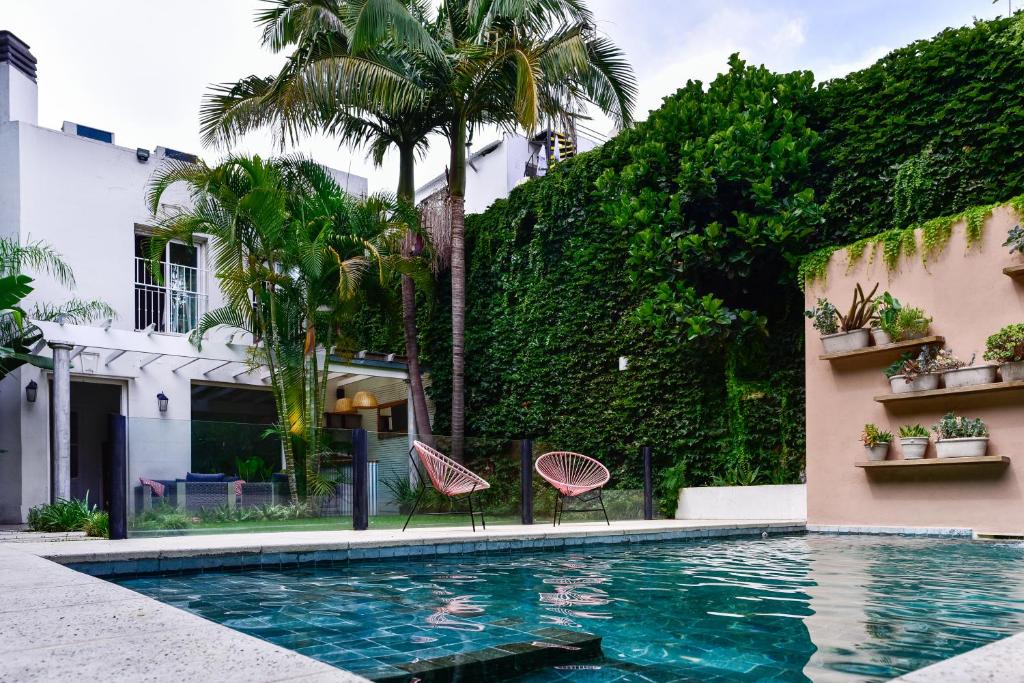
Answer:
[899,424,929,438]
[1005,225,1024,254]
[236,456,273,482]
[983,323,1024,362]
[861,424,893,447]
[805,298,838,335]
[27,495,107,537]
[932,413,988,439]
[813,14,1024,243]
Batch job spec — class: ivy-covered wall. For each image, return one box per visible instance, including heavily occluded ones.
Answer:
[359,14,1024,514]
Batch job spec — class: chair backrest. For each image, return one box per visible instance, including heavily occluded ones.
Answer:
[412,440,491,496]
[535,451,610,495]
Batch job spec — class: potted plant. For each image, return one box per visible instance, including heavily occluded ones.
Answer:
[933,349,997,389]
[932,413,989,458]
[898,424,930,460]
[861,424,893,461]
[806,282,878,354]
[883,346,941,393]
[983,323,1024,382]
[871,292,901,345]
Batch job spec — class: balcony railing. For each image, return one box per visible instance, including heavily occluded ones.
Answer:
[134,256,209,334]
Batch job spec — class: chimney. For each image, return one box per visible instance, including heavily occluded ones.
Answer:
[0,30,38,125]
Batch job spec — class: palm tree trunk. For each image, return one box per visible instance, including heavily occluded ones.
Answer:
[397,143,433,445]
[449,119,468,462]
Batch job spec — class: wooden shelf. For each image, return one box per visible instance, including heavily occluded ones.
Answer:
[1004,264,1024,280]
[875,379,1024,403]
[856,455,1009,468]
[819,335,945,361]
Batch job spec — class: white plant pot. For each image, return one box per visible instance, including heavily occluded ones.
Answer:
[821,329,870,354]
[1000,361,1024,382]
[865,443,890,462]
[889,373,940,394]
[871,328,891,346]
[899,437,929,460]
[941,365,998,389]
[935,437,989,459]
[898,328,930,342]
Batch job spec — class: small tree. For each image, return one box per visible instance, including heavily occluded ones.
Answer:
[147,155,417,501]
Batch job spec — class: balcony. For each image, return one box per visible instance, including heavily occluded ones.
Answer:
[134,256,208,335]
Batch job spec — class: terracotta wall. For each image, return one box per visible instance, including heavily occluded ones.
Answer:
[805,206,1024,534]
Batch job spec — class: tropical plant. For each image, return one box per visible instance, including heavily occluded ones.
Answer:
[898,424,929,438]
[200,0,445,444]
[83,510,110,538]
[932,412,988,439]
[27,497,96,532]
[983,323,1024,363]
[805,298,839,335]
[873,292,902,334]
[1,237,114,378]
[860,424,893,447]
[130,504,192,530]
[235,456,273,482]
[146,154,413,501]
[712,462,761,487]
[838,283,878,331]
[1004,225,1024,255]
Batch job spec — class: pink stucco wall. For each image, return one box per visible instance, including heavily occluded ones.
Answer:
[805,206,1024,534]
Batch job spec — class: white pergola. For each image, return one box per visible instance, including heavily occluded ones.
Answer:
[31,319,408,500]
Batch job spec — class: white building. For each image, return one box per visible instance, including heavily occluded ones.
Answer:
[0,31,414,524]
[415,130,599,214]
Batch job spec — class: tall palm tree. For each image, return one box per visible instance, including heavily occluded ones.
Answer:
[200,0,636,460]
[199,0,446,443]
[421,0,636,458]
[146,154,410,501]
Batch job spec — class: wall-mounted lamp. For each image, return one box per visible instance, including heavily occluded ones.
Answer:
[157,391,169,413]
[25,380,37,403]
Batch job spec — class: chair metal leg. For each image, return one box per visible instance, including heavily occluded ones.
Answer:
[599,488,610,526]
[402,483,426,532]
[468,490,476,532]
[552,493,560,527]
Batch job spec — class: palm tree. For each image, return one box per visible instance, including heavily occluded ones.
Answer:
[199,0,446,443]
[146,154,411,501]
[1,237,115,378]
[420,0,636,458]
[200,0,636,460]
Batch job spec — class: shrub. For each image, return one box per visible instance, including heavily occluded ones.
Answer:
[805,298,839,335]
[983,323,1024,363]
[899,424,929,438]
[27,496,93,533]
[83,511,109,538]
[861,424,893,447]
[932,413,988,439]
[131,504,192,530]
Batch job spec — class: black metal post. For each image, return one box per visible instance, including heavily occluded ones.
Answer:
[642,445,653,520]
[108,414,128,539]
[352,428,368,530]
[520,439,534,525]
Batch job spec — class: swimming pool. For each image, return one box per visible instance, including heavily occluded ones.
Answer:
[115,534,1024,681]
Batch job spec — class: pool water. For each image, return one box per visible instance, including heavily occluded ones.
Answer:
[115,534,1024,682]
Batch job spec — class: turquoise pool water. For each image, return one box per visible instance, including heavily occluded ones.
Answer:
[115,534,1024,681]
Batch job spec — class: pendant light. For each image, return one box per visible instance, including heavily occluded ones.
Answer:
[334,387,355,414]
[352,390,379,409]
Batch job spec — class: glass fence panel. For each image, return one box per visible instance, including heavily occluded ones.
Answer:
[124,419,656,537]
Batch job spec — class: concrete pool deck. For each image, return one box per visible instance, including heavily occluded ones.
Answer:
[3,518,807,575]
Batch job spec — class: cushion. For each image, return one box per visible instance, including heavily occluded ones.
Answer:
[185,472,225,482]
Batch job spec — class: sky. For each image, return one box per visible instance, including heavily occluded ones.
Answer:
[1,0,1013,195]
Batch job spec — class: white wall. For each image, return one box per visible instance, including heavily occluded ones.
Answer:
[0,62,37,125]
[675,484,807,521]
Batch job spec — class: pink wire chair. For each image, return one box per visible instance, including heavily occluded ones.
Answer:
[403,440,491,531]
[535,451,611,526]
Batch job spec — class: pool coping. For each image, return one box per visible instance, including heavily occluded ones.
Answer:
[0,544,367,682]
[4,519,807,576]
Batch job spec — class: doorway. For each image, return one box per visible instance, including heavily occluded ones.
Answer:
[68,381,123,510]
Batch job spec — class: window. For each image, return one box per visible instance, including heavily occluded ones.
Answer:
[377,400,409,437]
[134,234,207,334]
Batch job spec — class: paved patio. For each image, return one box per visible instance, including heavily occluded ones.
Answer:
[3,518,806,571]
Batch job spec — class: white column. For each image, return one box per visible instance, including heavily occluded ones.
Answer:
[48,340,73,501]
